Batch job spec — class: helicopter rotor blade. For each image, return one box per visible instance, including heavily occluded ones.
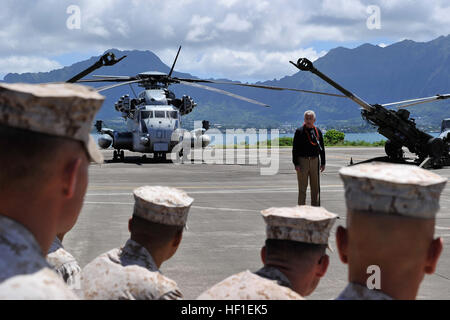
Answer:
[179,81,270,107]
[77,77,137,83]
[96,80,142,92]
[92,75,135,80]
[174,78,347,98]
[168,46,182,78]
[381,94,450,108]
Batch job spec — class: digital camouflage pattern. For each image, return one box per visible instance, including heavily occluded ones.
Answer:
[0,216,77,299]
[0,268,78,300]
[47,237,81,288]
[133,186,193,226]
[0,82,105,163]
[197,266,304,300]
[261,205,338,245]
[339,162,447,219]
[81,239,183,300]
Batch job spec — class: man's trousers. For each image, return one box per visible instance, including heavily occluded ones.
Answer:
[296,156,320,206]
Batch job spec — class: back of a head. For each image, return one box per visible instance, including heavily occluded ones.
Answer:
[0,83,105,192]
[0,124,84,192]
[129,215,183,248]
[338,162,447,299]
[265,239,326,268]
[346,210,435,281]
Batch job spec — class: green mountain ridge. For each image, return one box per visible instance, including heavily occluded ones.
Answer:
[3,36,450,130]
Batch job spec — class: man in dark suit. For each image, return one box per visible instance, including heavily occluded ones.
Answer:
[292,110,325,206]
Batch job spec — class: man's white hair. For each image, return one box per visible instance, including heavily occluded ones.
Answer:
[304,110,316,119]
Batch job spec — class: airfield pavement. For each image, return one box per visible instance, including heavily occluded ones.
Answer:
[64,147,450,300]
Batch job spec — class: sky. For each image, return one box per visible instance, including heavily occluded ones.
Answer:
[1,0,449,82]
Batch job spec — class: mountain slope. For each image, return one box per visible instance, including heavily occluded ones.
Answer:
[4,36,450,129]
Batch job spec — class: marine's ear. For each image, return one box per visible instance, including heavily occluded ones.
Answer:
[316,254,329,278]
[128,218,132,233]
[260,246,267,265]
[172,230,183,248]
[336,226,349,264]
[424,237,443,274]
[62,158,82,199]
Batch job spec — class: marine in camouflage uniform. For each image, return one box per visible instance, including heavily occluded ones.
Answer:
[197,205,338,300]
[81,186,193,300]
[336,162,447,300]
[0,83,104,299]
[0,216,77,299]
[47,236,81,288]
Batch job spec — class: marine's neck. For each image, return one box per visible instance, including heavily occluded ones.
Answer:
[0,193,58,255]
[349,264,422,300]
[130,237,167,269]
[265,262,312,297]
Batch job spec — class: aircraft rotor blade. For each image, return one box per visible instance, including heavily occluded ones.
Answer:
[77,77,137,83]
[92,75,134,80]
[179,81,270,107]
[381,94,450,108]
[174,78,347,98]
[96,80,142,92]
[168,46,182,78]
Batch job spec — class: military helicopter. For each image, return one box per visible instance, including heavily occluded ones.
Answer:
[291,58,450,168]
[440,118,450,140]
[68,47,347,162]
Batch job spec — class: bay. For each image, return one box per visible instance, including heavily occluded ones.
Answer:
[92,131,440,146]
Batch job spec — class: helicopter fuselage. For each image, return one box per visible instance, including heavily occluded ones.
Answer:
[97,86,210,159]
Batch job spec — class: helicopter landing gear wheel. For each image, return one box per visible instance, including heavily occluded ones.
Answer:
[154,152,166,162]
[385,140,403,161]
[113,150,124,162]
[113,150,119,162]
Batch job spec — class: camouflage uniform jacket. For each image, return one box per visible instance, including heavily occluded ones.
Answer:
[81,238,183,300]
[47,237,81,287]
[336,282,393,300]
[0,215,78,299]
[197,266,304,300]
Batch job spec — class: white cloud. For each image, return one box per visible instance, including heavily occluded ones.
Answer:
[217,14,252,32]
[0,56,62,79]
[169,47,327,82]
[218,0,240,8]
[321,0,367,19]
[186,15,216,42]
[0,0,449,81]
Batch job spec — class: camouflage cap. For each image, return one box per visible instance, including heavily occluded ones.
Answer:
[339,162,447,219]
[261,205,338,245]
[133,186,194,227]
[0,82,105,163]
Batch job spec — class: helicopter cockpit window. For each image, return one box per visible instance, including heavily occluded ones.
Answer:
[155,111,166,118]
[168,111,178,119]
[141,111,153,119]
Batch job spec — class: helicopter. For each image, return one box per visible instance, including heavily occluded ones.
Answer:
[68,47,347,162]
[440,118,450,140]
[291,58,450,168]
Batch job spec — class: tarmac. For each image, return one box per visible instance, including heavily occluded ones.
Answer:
[64,147,450,300]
